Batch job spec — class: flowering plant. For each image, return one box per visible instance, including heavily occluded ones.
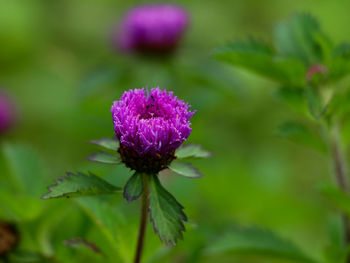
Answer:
[42,87,209,263]
[215,13,350,263]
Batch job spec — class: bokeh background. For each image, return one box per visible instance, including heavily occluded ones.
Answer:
[1,0,350,262]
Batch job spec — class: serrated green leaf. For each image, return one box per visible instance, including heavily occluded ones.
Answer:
[274,13,332,65]
[91,138,119,151]
[168,161,203,178]
[175,144,211,159]
[215,39,306,86]
[86,151,121,164]
[41,172,122,199]
[204,226,317,263]
[123,173,143,202]
[276,121,327,153]
[319,183,350,217]
[149,174,187,245]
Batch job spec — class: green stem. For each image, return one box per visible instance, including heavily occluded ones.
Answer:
[134,174,150,263]
[330,124,350,249]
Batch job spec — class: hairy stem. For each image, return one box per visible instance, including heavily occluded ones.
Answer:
[134,174,150,263]
[330,124,350,247]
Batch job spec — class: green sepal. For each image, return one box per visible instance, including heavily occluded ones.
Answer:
[175,143,211,159]
[41,171,122,199]
[168,161,203,178]
[123,172,144,202]
[91,138,119,151]
[148,174,187,245]
[86,151,121,164]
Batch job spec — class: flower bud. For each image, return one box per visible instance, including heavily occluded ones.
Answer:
[111,88,194,173]
[115,4,189,54]
[0,91,16,134]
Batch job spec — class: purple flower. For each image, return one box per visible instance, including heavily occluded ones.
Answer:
[0,91,16,134]
[115,4,189,54]
[111,87,195,173]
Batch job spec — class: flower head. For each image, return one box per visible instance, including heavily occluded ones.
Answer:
[115,4,189,54]
[111,87,195,173]
[0,91,16,134]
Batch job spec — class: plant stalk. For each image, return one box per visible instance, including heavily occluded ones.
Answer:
[134,174,150,263]
[330,124,350,246]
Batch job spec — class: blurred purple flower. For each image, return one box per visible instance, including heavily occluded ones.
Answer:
[111,87,194,172]
[115,4,189,54]
[0,91,16,134]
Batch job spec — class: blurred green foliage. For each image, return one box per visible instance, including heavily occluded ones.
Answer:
[2,0,350,262]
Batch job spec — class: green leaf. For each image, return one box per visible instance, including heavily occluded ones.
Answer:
[0,190,44,221]
[6,251,56,263]
[86,151,121,164]
[323,245,349,263]
[273,13,332,65]
[175,144,211,159]
[319,183,350,217]
[41,172,122,199]
[204,226,317,263]
[76,197,132,262]
[305,85,326,119]
[329,43,350,81]
[274,87,308,114]
[333,43,350,58]
[1,143,49,197]
[149,174,187,245]
[168,161,203,178]
[78,65,128,99]
[91,138,119,151]
[123,173,143,202]
[0,143,47,221]
[326,88,350,119]
[276,121,327,153]
[215,39,306,86]
[64,237,105,256]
